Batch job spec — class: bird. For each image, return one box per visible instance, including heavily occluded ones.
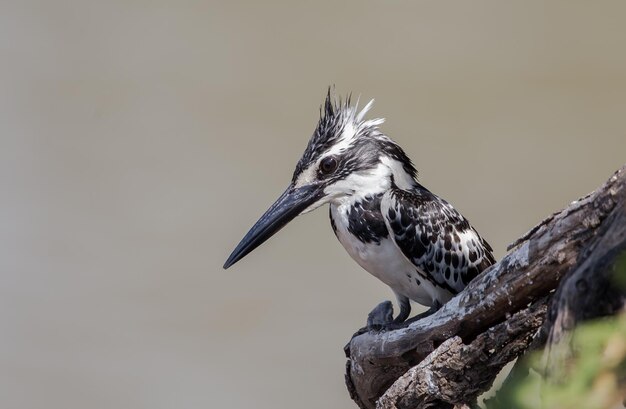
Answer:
[223,90,495,329]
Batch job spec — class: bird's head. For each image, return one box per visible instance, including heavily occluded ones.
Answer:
[223,90,417,269]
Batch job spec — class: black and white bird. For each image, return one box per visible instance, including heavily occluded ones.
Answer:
[224,91,495,328]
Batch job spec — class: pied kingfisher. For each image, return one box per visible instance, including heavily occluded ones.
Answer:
[224,90,495,328]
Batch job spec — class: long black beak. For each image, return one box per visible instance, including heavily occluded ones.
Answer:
[223,184,324,269]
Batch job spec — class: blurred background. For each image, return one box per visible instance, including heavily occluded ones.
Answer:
[1,1,625,408]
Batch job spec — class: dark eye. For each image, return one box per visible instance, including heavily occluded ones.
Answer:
[319,156,338,175]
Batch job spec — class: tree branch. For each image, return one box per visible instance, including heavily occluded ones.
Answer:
[345,165,626,409]
[541,191,626,374]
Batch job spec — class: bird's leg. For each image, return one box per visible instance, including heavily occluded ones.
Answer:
[391,294,411,325]
[400,299,442,326]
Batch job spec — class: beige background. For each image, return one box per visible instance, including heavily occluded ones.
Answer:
[1,1,626,408]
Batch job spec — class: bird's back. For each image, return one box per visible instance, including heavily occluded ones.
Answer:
[382,184,495,299]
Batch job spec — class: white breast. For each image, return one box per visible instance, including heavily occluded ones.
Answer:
[329,202,442,307]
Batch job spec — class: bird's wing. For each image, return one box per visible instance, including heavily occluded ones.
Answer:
[381,187,495,295]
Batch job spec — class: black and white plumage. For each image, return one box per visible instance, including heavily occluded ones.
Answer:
[224,90,495,326]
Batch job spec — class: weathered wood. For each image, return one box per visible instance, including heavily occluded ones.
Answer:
[377,300,548,409]
[345,165,626,409]
[542,197,626,372]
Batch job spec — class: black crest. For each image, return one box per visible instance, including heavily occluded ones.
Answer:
[291,88,418,184]
[293,90,353,180]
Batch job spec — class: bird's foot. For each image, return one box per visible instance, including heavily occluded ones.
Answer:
[367,299,421,331]
[354,300,399,333]
[357,299,441,335]
[344,301,442,357]
[366,300,395,330]
[344,301,395,357]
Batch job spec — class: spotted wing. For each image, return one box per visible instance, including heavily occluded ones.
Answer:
[382,187,495,295]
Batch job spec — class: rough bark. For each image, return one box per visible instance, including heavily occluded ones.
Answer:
[345,165,626,409]
[541,193,626,373]
[377,301,548,409]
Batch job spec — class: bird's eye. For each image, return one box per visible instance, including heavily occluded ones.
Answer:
[319,156,339,175]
